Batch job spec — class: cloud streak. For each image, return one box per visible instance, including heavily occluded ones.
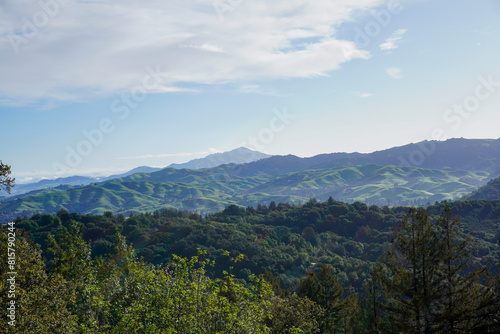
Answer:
[379,29,407,50]
[119,149,221,160]
[386,67,403,79]
[0,0,385,103]
[353,91,373,98]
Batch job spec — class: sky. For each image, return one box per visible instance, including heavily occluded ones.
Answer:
[1,0,499,183]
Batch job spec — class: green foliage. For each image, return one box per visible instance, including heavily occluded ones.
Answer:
[298,264,359,334]
[0,224,276,333]
[2,199,499,332]
[465,175,500,200]
[266,292,322,334]
[0,161,15,194]
[371,206,499,333]
[112,252,274,333]
[0,227,77,332]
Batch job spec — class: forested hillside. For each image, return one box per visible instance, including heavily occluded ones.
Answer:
[0,164,491,223]
[465,175,500,201]
[2,199,499,332]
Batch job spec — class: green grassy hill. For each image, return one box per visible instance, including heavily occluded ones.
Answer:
[0,163,489,222]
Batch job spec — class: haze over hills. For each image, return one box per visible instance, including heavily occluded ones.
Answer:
[1,138,499,222]
[168,147,271,170]
[1,147,269,197]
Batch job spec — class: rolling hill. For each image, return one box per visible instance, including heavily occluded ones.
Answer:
[1,147,269,197]
[1,138,499,222]
[0,165,490,223]
[464,176,500,201]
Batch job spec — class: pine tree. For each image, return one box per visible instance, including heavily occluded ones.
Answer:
[433,205,495,332]
[373,206,498,333]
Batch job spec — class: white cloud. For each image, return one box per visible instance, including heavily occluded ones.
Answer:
[386,67,403,79]
[0,0,384,103]
[379,29,407,51]
[179,43,226,53]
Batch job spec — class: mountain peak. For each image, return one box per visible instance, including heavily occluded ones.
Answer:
[168,147,271,170]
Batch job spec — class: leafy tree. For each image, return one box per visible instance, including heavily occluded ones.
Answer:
[0,226,76,332]
[267,292,321,334]
[298,263,357,333]
[0,161,15,194]
[113,251,273,333]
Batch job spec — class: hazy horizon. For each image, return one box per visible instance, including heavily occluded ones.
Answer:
[1,0,499,182]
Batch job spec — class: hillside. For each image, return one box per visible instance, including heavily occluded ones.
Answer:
[465,176,500,200]
[7,198,500,332]
[1,147,268,197]
[12,198,500,288]
[0,162,489,222]
[2,138,499,221]
[312,138,500,174]
[0,175,98,197]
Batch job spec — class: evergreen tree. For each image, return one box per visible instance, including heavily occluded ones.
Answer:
[372,207,439,333]
[298,263,357,333]
[373,206,498,333]
[433,206,497,332]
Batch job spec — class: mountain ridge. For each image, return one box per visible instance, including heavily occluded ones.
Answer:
[2,147,270,197]
[167,147,271,170]
[1,138,499,221]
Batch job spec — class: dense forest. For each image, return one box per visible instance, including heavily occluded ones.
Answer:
[1,198,499,332]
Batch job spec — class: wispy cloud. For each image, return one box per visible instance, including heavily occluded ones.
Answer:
[386,67,403,79]
[0,0,381,103]
[239,85,288,97]
[11,167,134,181]
[179,43,226,53]
[119,149,221,160]
[353,91,373,98]
[379,29,407,51]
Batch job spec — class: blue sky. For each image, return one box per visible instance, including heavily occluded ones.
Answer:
[1,0,499,183]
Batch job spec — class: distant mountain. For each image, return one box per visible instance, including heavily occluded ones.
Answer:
[2,138,499,222]
[1,175,97,197]
[2,148,269,197]
[102,166,162,181]
[218,138,500,178]
[464,176,500,200]
[168,147,271,170]
[0,162,489,222]
[312,138,500,174]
